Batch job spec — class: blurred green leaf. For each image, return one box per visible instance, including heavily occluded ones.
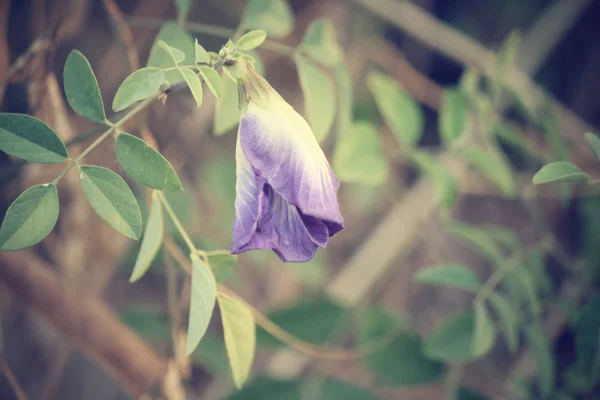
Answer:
[225,378,300,400]
[180,68,203,107]
[0,184,59,251]
[524,321,555,397]
[194,39,210,64]
[130,191,163,282]
[533,161,589,185]
[148,23,194,83]
[193,332,230,375]
[242,49,265,75]
[158,40,185,65]
[120,305,168,341]
[0,113,68,164]
[459,148,517,196]
[457,388,491,400]
[367,71,423,146]
[584,132,600,164]
[79,165,142,240]
[494,123,541,161]
[295,54,335,143]
[241,0,294,38]
[489,293,519,352]
[174,0,191,22]
[199,66,222,98]
[424,310,478,362]
[574,295,600,385]
[410,151,457,213]
[319,379,381,399]
[540,111,569,161]
[112,67,164,112]
[300,18,341,66]
[502,266,540,315]
[525,248,552,296]
[186,253,217,356]
[414,265,480,292]
[447,222,502,263]
[334,63,352,136]
[482,225,518,252]
[63,50,106,123]
[214,74,240,136]
[333,121,388,185]
[237,30,267,50]
[115,133,182,191]
[493,31,521,94]
[472,302,496,357]
[207,252,237,283]
[439,88,469,145]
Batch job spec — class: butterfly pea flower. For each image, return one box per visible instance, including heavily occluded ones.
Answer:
[230,66,344,262]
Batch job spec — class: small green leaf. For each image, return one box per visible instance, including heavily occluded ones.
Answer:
[0,184,59,251]
[199,66,222,98]
[295,55,335,143]
[319,379,381,400]
[440,88,469,145]
[194,39,210,64]
[112,67,164,112]
[242,50,265,75]
[533,161,590,185]
[459,148,517,196]
[241,0,294,38]
[414,265,480,292]
[147,23,194,83]
[333,121,388,185]
[214,75,241,136]
[207,252,237,283]
[494,123,542,161]
[158,40,185,64]
[115,133,182,191]
[574,295,600,385]
[236,30,267,50]
[299,18,341,66]
[79,165,142,240]
[130,192,163,282]
[218,293,256,389]
[524,321,555,397]
[0,113,68,163]
[489,293,519,352]
[186,253,217,356]
[367,71,423,146]
[584,132,600,163]
[180,68,203,107]
[472,302,496,357]
[447,222,502,263]
[503,267,540,315]
[410,151,457,212]
[424,311,477,362]
[63,50,106,123]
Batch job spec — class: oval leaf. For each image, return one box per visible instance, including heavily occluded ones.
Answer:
[0,184,59,251]
[158,40,185,65]
[218,292,256,389]
[180,68,203,108]
[214,75,240,135]
[207,252,238,283]
[199,66,222,98]
[147,23,194,84]
[295,54,335,143]
[115,133,182,191]
[440,88,469,145]
[472,302,496,357]
[489,293,519,352]
[533,161,590,185]
[130,191,164,282]
[112,67,164,112]
[241,0,294,38]
[524,322,555,397]
[0,113,68,163]
[79,165,142,240]
[411,151,457,213]
[414,265,480,292]
[194,39,210,64]
[585,132,600,164]
[447,222,502,263]
[236,30,267,50]
[459,148,517,195]
[63,50,106,123]
[186,253,217,356]
[424,311,478,362]
[300,18,341,67]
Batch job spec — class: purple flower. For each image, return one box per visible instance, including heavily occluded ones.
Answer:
[230,68,344,262]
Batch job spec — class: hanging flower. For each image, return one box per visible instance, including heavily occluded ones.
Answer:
[230,66,344,262]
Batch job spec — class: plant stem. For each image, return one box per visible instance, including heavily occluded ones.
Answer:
[157,192,197,253]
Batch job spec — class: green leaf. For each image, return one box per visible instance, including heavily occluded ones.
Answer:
[334,63,353,137]
[295,55,335,143]
[186,253,217,356]
[218,293,256,389]
[237,30,267,50]
[0,184,59,251]
[299,18,341,67]
[367,71,423,146]
[424,310,478,362]
[410,151,457,213]
[174,0,191,22]
[533,161,590,185]
[193,332,230,375]
[447,222,501,263]
[63,50,106,123]
[194,39,210,64]
[414,265,480,292]
[457,388,491,400]
[180,68,203,107]
[483,225,518,252]
[147,22,194,83]
[459,148,517,196]
[472,302,496,357]
[225,378,300,400]
[359,308,445,386]
[130,191,163,282]
[489,293,519,352]
[574,295,600,385]
[333,121,388,185]
[0,113,68,163]
[120,305,169,341]
[494,122,542,161]
[112,68,164,112]
[584,132,600,164]
[242,49,265,76]
[257,297,345,347]
[199,66,222,98]
[207,252,237,283]
[319,379,381,400]
[214,74,240,135]
[502,266,540,315]
[115,133,182,191]
[158,40,185,65]
[440,88,469,145]
[495,31,521,86]
[79,165,142,240]
[524,321,555,397]
[241,0,294,38]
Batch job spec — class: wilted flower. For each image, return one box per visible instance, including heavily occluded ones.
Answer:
[230,66,344,262]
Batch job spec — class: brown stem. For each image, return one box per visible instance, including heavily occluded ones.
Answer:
[0,355,28,400]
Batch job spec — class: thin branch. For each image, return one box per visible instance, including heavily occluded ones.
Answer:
[0,355,28,400]
[102,0,140,71]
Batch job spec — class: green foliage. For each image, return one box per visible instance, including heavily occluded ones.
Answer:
[218,293,256,389]
[79,165,142,240]
[174,0,191,23]
[574,295,600,385]
[207,252,238,283]
[489,293,519,352]
[300,18,342,67]
[414,265,480,292]
[295,54,336,143]
[318,379,380,399]
[367,71,423,146]
[115,133,182,191]
[186,253,217,356]
[158,40,186,65]
[584,132,600,163]
[130,192,164,282]
[333,121,388,185]
[0,113,68,164]
[180,68,204,107]
[472,302,496,357]
[446,222,502,263]
[63,50,106,123]
[457,388,491,400]
[112,67,164,112]
[193,333,230,375]
[524,321,555,397]
[334,63,353,137]
[459,148,517,196]
[0,184,59,251]
[120,305,169,341]
[236,30,267,50]
[241,0,294,38]
[439,88,469,145]
[199,66,222,98]
[194,39,210,64]
[147,22,194,83]
[533,161,590,184]
[214,74,240,135]
[410,151,457,213]
[424,310,480,362]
